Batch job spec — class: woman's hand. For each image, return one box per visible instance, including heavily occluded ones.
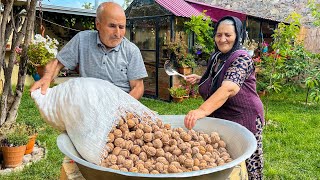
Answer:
[185,74,201,85]
[184,108,207,130]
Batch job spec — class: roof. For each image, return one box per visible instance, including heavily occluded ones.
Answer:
[185,0,247,22]
[36,4,96,17]
[155,0,202,18]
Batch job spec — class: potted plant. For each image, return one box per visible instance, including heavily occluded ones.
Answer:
[190,84,199,98]
[1,127,29,168]
[168,86,187,103]
[178,54,197,75]
[19,121,40,154]
[26,34,59,79]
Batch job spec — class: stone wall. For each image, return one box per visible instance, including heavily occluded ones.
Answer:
[198,0,320,27]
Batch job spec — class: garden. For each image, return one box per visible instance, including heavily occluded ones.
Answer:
[0,0,320,179]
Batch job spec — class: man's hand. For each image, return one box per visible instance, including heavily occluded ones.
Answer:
[30,76,52,94]
[184,108,207,130]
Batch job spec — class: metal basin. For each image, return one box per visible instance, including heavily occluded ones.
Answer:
[57,115,256,180]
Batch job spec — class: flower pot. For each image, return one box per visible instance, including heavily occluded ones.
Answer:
[32,73,41,81]
[2,145,26,168]
[172,96,183,103]
[178,67,192,75]
[25,134,37,154]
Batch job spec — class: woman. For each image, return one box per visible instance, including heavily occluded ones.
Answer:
[184,16,264,179]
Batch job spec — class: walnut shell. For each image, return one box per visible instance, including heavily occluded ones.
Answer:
[110,164,119,170]
[129,167,139,172]
[119,124,129,132]
[135,129,144,139]
[181,132,192,142]
[156,148,165,157]
[143,124,152,133]
[156,157,169,165]
[178,155,186,164]
[144,161,154,172]
[113,129,122,138]
[130,145,141,155]
[169,139,177,146]
[139,168,149,174]
[152,139,163,149]
[177,142,188,151]
[161,134,170,145]
[143,133,153,142]
[198,146,206,155]
[119,149,130,158]
[210,132,220,143]
[106,143,114,153]
[205,144,214,153]
[172,148,182,156]
[114,138,125,148]
[123,159,134,169]
[155,162,165,172]
[192,147,200,154]
[193,153,203,160]
[150,170,160,174]
[172,131,180,140]
[127,118,136,128]
[124,140,134,151]
[146,146,157,157]
[119,167,128,172]
[202,154,211,162]
[126,112,135,119]
[117,155,126,165]
[122,131,131,140]
[194,158,200,167]
[184,158,194,168]
[156,119,163,128]
[168,164,178,173]
[118,118,125,126]
[154,131,163,139]
[151,124,160,132]
[112,147,122,156]
[129,154,139,163]
[134,139,144,146]
[218,140,226,148]
[139,152,148,162]
[107,154,117,165]
[163,145,170,152]
[164,123,171,130]
[199,162,207,169]
[108,133,115,143]
[192,166,200,171]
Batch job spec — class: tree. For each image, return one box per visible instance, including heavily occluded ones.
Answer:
[122,0,133,9]
[82,2,93,10]
[308,0,320,26]
[0,0,38,138]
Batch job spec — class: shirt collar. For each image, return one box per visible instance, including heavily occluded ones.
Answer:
[96,32,121,52]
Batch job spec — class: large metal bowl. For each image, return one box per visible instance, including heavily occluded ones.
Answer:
[57,115,256,180]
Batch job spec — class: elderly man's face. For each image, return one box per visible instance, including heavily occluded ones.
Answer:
[96,10,126,49]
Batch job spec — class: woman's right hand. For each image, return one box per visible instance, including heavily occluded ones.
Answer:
[185,74,201,85]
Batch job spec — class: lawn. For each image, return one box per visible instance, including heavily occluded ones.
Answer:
[0,88,319,179]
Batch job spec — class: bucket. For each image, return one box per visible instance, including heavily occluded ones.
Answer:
[57,115,256,180]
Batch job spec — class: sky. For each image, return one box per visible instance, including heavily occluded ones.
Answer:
[42,0,125,9]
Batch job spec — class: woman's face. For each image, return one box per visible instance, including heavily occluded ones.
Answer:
[214,23,236,53]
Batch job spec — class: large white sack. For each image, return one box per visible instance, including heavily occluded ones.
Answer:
[31,77,157,164]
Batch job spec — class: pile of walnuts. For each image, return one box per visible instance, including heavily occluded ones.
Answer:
[100,112,233,174]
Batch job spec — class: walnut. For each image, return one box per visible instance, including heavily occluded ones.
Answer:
[144,161,154,172]
[169,145,178,153]
[177,142,188,151]
[178,155,186,164]
[156,157,169,165]
[203,154,211,162]
[221,155,230,161]
[184,158,194,168]
[124,140,133,151]
[150,170,160,174]
[109,165,119,170]
[199,162,207,170]
[135,129,144,139]
[141,145,149,153]
[121,159,133,169]
[199,140,206,146]
[106,143,114,153]
[161,134,170,145]
[156,119,163,128]
[169,139,177,146]
[154,131,163,139]
[127,118,136,128]
[198,146,206,155]
[194,158,200,167]
[210,132,220,143]
[118,118,125,126]
[119,123,129,132]
[112,147,122,156]
[164,152,174,162]
[126,112,135,119]
[146,146,157,157]
[139,152,148,162]
[220,152,230,158]
[134,139,144,146]
[143,133,153,142]
[151,124,160,132]
[107,154,117,165]
[180,132,192,142]
[205,144,214,153]
[172,131,180,140]
[172,148,182,156]
[131,145,141,155]
[170,161,181,169]
[202,134,210,143]
[184,147,192,154]
[218,140,226,148]
[192,147,199,154]
[168,164,178,173]
[119,167,128,172]
[217,158,225,166]
[129,154,139,163]
[108,133,115,143]
[184,153,192,159]
[192,166,200,171]
[139,168,149,174]
[209,162,217,167]
[132,117,139,125]
[114,138,125,148]
[146,142,153,147]
[213,143,219,149]
[193,153,202,160]
[192,142,200,147]
[143,124,152,133]
[154,162,165,172]
[119,149,130,158]
[161,145,169,153]
[129,167,138,172]
[122,131,131,140]
[155,148,165,157]
[164,123,171,130]
[225,158,233,163]
[152,139,163,149]
[116,155,126,165]
[218,147,227,153]
[113,129,122,138]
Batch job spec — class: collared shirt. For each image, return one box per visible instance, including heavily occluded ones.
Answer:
[56,30,148,92]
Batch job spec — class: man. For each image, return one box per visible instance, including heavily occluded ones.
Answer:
[30,2,148,99]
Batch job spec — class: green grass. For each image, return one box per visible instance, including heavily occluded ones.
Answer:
[0,88,319,179]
